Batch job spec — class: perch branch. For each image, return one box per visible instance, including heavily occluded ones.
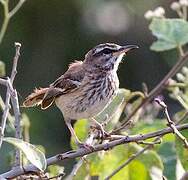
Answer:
[1,123,188,179]
[112,52,188,134]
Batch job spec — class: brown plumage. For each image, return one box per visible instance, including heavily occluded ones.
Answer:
[23,61,84,109]
[23,43,138,147]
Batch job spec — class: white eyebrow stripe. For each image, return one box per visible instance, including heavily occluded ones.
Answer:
[94,45,121,54]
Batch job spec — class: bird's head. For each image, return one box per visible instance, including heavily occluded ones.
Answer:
[84,43,138,71]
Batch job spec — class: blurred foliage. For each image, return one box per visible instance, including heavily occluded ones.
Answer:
[149,18,188,51]
[1,0,188,180]
[0,61,5,77]
[73,144,163,180]
[48,164,65,179]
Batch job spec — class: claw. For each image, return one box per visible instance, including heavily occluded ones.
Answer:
[91,119,110,139]
[100,129,109,139]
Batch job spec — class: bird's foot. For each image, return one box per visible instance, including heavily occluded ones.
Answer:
[96,129,109,141]
[91,123,109,140]
[99,128,109,139]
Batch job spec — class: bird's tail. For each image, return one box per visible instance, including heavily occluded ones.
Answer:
[23,87,49,108]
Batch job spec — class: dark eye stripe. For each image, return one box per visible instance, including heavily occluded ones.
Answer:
[102,48,113,54]
[93,48,116,57]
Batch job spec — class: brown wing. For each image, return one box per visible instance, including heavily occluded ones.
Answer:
[41,61,85,109]
[23,88,49,107]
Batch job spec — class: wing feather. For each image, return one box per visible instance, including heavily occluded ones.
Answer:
[41,61,85,109]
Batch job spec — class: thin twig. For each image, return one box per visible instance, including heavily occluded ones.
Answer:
[0,78,22,168]
[176,95,188,110]
[112,52,188,134]
[0,0,9,45]
[155,97,188,148]
[10,43,22,167]
[0,42,21,149]
[66,159,84,180]
[9,0,26,18]
[10,84,22,167]
[1,123,188,179]
[10,42,21,83]
[0,96,14,129]
[66,131,96,179]
[176,110,188,125]
[105,135,162,179]
[104,145,152,180]
[0,79,11,149]
[0,1,26,44]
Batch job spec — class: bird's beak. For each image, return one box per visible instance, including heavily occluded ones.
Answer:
[113,45,139,57]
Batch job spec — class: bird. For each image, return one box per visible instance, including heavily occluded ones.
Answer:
[23,43,138,148]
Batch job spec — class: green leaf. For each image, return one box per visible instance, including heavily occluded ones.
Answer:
[74,144,163,180]
[129,144,163,170]
[131,120,175,143]
[149,18,188,51]
[3,137,47,171]
[175,129,188,170]
[95,88,131,130]
[48,165,65,177]
[89,145,130,180]
[0,60,5,77]
[131,120,166,135]
[158,142,177,180]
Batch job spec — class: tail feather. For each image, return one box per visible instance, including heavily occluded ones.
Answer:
[23,88,49,107]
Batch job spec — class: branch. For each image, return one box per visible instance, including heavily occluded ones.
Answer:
[66,159,84,179]
[0,96,14,129]
[10,84,22,167]
[0,0,9,45]
[9,0,26,18]
[0,42,21,149]
[112,52,188,134]
[155,97,188,148]
[0,1,26,44]
[1,123,188,179]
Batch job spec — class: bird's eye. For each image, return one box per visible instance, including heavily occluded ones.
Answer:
[101,48,112,55]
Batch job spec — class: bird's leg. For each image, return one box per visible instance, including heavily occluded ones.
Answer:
[65,119,94,150]
[65,120,82,146]
[91,118,109,139]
